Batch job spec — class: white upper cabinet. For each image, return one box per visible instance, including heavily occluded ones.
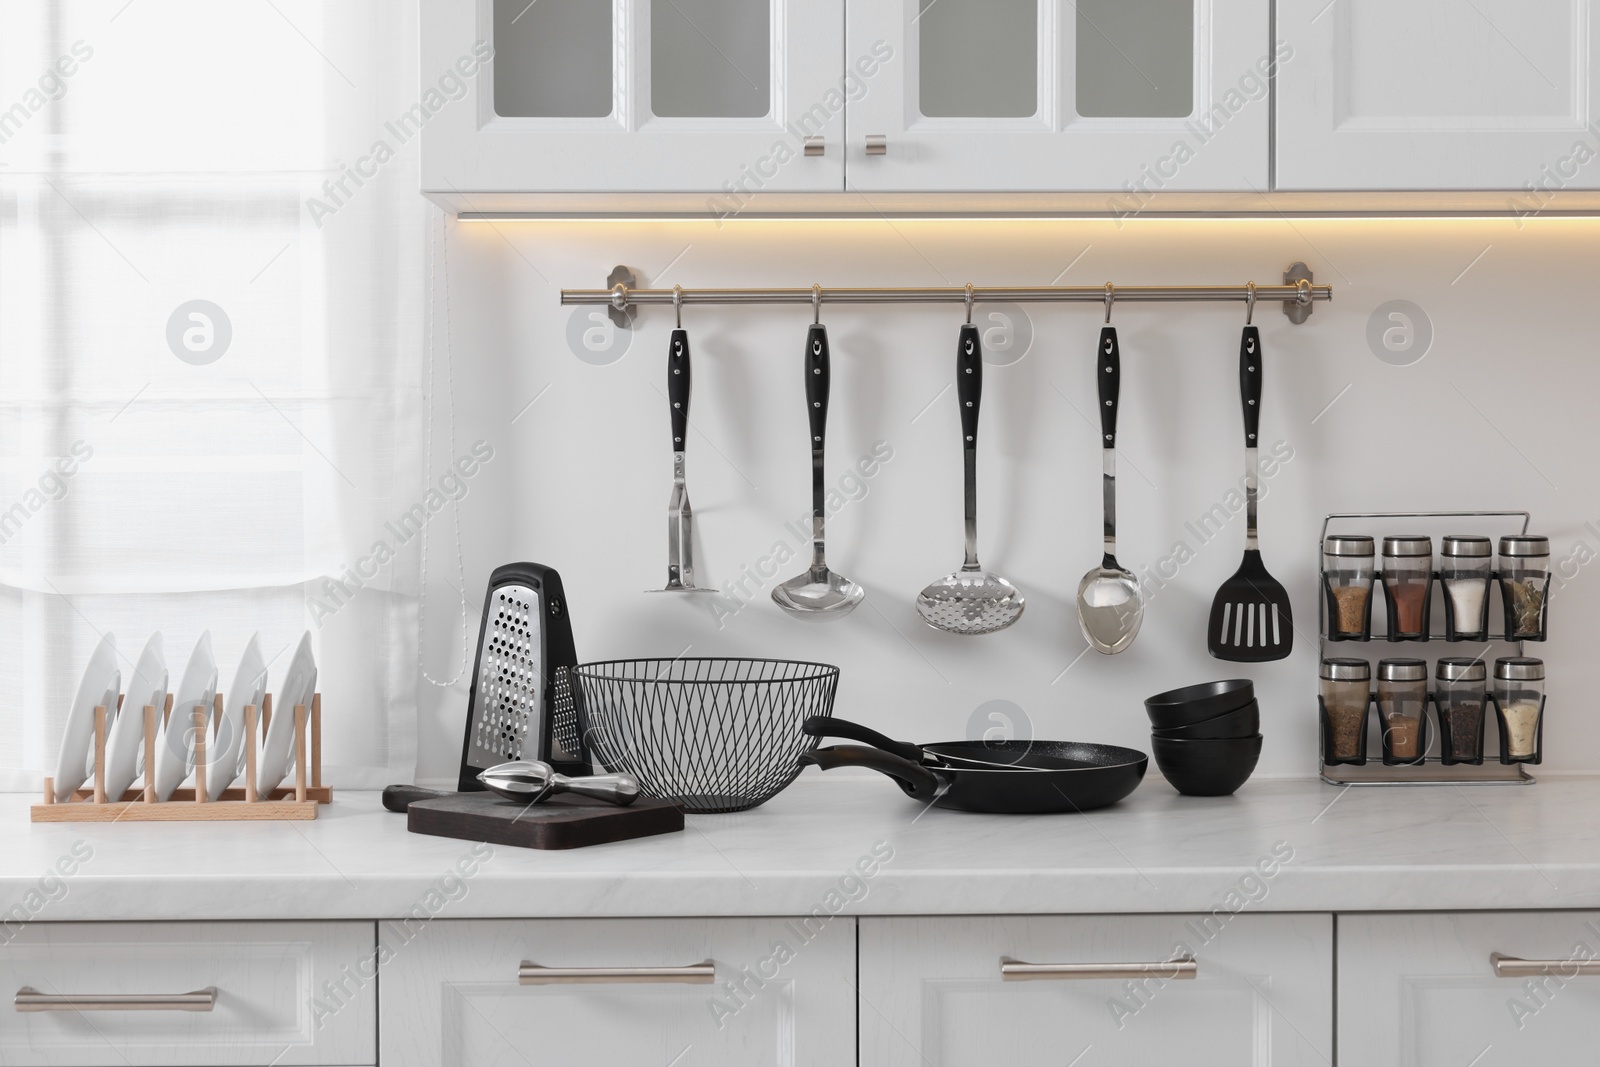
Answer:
[421,0,845,195]
[844,0,1272,191]
[1276,0,1600,190]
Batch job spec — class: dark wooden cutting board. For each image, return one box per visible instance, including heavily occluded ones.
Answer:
[406,792,684,850]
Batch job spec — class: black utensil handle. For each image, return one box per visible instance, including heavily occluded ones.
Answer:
[382,784,451,813]
[800,745,942,801]
[1098,326,1120,447]
[957,323,982,448]
[802,715,926,764]
[1239,325,1261,446]
[805,323,829,447]
[668,328,690,450]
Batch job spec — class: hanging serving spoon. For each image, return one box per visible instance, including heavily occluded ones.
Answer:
[1076,297,1144,654]
[916,309,1025,635]
[773,299,864,620]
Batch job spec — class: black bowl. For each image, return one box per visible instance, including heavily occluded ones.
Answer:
[1150,735,1262,797]
[1145,680,1255,729]
[1151,700,1261,740]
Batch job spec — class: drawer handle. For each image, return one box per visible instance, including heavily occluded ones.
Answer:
[15,986,217,1012]
[518,960,715,985]
[1000,956,1197,982]
[1491,952,1600,978]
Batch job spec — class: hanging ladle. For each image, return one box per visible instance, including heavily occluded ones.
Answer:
[916,286,1025,635]
[1075,285,1144,654]
[773,287,864,620]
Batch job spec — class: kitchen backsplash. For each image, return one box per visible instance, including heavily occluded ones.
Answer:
[413,216,1596,782]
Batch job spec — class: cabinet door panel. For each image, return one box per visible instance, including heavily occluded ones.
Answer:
[1340,911,1600,1065]
[1276,0,1600,189]
[381,917,854,1067]
[860,914,1331,1066]
[846,0,1271,191]
[423,0,845,194]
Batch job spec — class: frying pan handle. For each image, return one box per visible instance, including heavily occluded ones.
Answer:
[668,328,690,451]
[802,716,925,764]
[800,745,942,802]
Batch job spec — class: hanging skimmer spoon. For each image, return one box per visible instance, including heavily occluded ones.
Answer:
[1076,289,1144,654]
[917,298,1025,635]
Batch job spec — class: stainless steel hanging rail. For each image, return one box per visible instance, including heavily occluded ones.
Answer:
[563,282,1330,308]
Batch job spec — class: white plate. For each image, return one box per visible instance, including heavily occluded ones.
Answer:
[53,634,121,802]
[257,631,316,797]
[208,633,266,800]
[104,633,168,801]
[154,632,217,801]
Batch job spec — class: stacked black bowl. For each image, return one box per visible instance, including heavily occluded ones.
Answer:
[1145,680,1262,796]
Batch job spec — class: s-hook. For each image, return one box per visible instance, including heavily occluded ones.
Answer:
[812,283,822,324]
[964,283,975,324]
[1104,282,1115,324]
[1244,282,1256,326]
[674,284,684,328]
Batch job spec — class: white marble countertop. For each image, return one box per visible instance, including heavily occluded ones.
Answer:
[6,775,1600,921]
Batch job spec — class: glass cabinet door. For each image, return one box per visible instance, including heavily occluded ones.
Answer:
[845,0,1270,192]
[422,0,845,195]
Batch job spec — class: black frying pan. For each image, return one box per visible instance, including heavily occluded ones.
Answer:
[799,718,1147,814]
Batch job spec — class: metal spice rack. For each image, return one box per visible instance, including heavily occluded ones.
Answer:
[32,692,330,821]
[1318,511,1542,786]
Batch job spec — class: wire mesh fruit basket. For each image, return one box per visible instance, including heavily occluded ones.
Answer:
[573,658,839,813]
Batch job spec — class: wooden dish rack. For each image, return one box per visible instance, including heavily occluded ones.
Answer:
[32,693,331,822]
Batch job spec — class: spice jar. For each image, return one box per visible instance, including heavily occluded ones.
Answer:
[1323,535,1375,640]
[1498,535,1551,641]
[1381,536,1433,641]
[1377,658,1429,765]
[1440,535,1492,642]
[1320,658,1371,765]
[1493,657,1545,764]
[1435,658,1487,765]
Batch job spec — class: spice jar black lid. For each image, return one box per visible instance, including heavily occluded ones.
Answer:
[1436,657,1487,682]
[1321,657,1371,680]
[1499,535,1550,557]
[1381,535,1433,557]
[1377,657,1429,681]
[1324,535,1375,556]
[1494,656,1545,681]
[1441,535,1493,557]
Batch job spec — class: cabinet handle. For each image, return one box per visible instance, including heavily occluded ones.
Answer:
[519,959,715,985]
[803,136,825,157]
[865,134,886,156]
[1491,952,1600,978]
[15,986,217,1012]
[1000,955,1197,982]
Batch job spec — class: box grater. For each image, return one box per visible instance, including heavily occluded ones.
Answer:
[456,562,590,791]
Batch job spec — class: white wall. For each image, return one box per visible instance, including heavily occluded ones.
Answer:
[414,215,1598,783]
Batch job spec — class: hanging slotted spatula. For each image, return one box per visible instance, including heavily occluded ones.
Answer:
[1207,322,1293,661]
[650,314,712,594]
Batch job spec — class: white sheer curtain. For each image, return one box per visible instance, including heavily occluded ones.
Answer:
[0,1,432,787]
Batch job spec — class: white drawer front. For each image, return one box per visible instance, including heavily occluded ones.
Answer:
[0,921,375,1066]
[1340,911,1600,1065]
[381,917,855,1067]
[862,914,1332,1066]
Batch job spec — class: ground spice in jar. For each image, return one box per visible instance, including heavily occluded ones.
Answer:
[1445,580,1487,634]
[1447,701,1482,760]
[1387,582,1428,634]
[1331,586,1369,635]
[1385,716,1421,758]
[1321,660,1371,763]
[1502,701,1541,758]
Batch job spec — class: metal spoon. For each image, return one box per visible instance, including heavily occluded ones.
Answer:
[916,321,1024,635]
[1076,321,1144,654]
[773,318,864,620]
[477,760,640,806]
